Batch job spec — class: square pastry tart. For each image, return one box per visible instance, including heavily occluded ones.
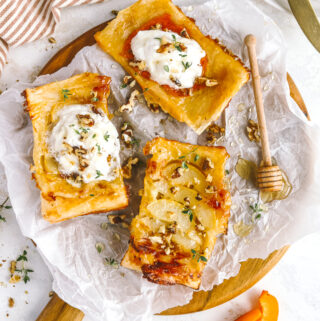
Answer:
[121,137,231,289]
[25,72,128,223]
[95,0,249,134]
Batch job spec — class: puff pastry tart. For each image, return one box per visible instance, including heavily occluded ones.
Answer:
[121,137,231,289]
[25,73,128,223]
[95,0,249,134]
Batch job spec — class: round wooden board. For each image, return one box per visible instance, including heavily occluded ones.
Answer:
[36,21,309,321]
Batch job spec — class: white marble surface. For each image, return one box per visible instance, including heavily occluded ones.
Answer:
[0,1,319,320]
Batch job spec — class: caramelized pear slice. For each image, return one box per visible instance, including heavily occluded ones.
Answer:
[43,155,59,174]
[162,161,207,193]
[147,199,191,232]
[149,182,217,230]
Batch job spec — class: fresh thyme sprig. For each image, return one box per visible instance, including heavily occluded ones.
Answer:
[182,208,193,222]
[61,89,71,101]
[250,202,263,220]
[105,257,119,268]
[0,197,11,223]
[191,249,207,262]
[179,147,199,162]
[182,61,192,70]
[15,250,33,284]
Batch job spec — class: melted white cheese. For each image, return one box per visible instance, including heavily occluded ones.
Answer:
[131,30,205,89]
[48,104,120,187]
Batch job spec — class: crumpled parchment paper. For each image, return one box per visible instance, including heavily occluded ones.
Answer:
[0,0,320,320]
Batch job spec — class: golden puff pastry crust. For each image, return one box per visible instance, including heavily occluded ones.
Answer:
[121,137,231,289]
[95,0,249,134]
[25,72,128,223]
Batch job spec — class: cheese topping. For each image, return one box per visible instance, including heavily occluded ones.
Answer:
[131,30,206,89]
[48,104,120,187]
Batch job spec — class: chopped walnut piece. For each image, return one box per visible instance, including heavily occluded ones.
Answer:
[9,275,21,284]
[76,114,95,127]
[129,60,146,71]
[170,186,179,194]
[8,298,14,308]
[121,123,134,148]
[150,23,162,30]
[206,174,213,183]
[171,167,183,179]
[146,101,160,113]
[196,77,218,87]
[205,185,216,193]
[74,146,87,157]
[48,37,56,44]
[122,75,136,88]
[122,157,139,179]
[206,123,225,145]
[196,224,205,231]
[108,214,127,225]
[246,119,260,142]
[119,89,140,113]
[164,247,171,255]
[184,197,191,207]
[195,193,202,201]
[9,261,16,275]
[180,28,190,38]
[63,142,73,154]
[157,42,175,54]
[156,192,164,200]
[202,158,214,171]
[169,75,182,87]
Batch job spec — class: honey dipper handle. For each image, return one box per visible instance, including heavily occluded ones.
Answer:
[245,35,272,166]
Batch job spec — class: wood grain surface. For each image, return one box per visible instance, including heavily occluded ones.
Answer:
[36,20,308,321]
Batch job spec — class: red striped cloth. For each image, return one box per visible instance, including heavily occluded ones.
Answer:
[0,0,104,75]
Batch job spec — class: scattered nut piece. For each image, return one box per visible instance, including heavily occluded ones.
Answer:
[9,261,16,275]
[164,248,171,255]
[119,90,140,113]
[9,275,21,284]
[170,186,178,194]
[195,193,202,201]
[76,114,95,127]
[156,192,164,200]
[197,224,205,231]
[205,185,216,193]
[206,174,213,183]
[8,298,14,308]
[150,23,162,30]
[202,158,214,170]
[146,101,160,113]
[111,10,119,16]
[108,214,127,225]
[122,157,139,179]
[180,28,190,38]
[49,291,54,297]
[196,77,218,87]
[129,60,146,71]
[246,119,260,142]
[171,167,183,179]
[48,37,56,44]
[121,75,136,88]
[184,197,191,207]
[206,123,225,145]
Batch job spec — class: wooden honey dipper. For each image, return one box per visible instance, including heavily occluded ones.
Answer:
[244,34,283,192]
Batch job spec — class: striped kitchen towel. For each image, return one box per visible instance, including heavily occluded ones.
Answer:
[0,0,104,75]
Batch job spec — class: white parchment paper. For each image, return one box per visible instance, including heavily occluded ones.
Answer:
[0,1,320,320]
